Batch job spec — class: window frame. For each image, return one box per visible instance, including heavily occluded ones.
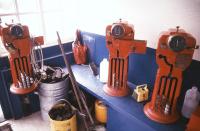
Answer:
[0,0,74,55]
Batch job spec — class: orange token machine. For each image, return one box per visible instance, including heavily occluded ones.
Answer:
[0,23,43,94]
[144,27,199,123]
[103,20,147,96]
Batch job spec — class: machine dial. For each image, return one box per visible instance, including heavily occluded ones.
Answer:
[111,24,125,38]
[168,35,186,52]
[10,25,23,38]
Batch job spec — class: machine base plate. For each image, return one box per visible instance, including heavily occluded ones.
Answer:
[103,84,130,97]
[10,83,37,95]
[144,102,180,124]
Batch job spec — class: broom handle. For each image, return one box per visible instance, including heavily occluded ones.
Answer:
[57,32,88,130]
[56,32,94,128]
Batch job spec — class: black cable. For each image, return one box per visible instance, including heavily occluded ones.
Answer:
[158,54,173,76]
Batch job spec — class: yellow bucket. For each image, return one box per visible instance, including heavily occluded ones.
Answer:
[49,99,77,131]
[95,100,107,123]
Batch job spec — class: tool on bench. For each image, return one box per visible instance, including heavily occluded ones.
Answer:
[144,26,199,124]
[132,84,149,102]
[0,21,44,94]
[103,19,147,96]
[57,31,98,131]
[89,62,98,76]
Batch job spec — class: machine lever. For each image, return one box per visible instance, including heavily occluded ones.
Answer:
[159,54,173,75]
[186,45,199,50]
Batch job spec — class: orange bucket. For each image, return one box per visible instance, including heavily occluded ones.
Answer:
[95,100,107,123]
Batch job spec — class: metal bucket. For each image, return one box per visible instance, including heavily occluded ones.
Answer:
[38,75,69,121]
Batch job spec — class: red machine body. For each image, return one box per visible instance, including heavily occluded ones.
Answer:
[0,23,43,94]
[144,27,198,123]
[103,20,147,96]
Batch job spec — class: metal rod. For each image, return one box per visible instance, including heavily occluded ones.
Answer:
[117,58,121,87]
[22,56,30,76]
[21,57,26,75]
[110,58,113,86]
[112,73,115,88]
[121,59,124,87]
[167,77,173,99]
[114,58,117,88]
[14,58,20,81]
[57,32,88,130]
[170,77,178,107]
[56,31,94,129]
[161,76,168,96]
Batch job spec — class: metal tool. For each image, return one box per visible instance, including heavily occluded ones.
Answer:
[103,19,147,96]
[57,31,95,131]
[144,26,198,124]
[89,62,98,76]
[132,84,149,102]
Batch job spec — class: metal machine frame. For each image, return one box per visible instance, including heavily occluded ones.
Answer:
[0,23,43,94]
[103,20,147,96]
[144,27,198,123]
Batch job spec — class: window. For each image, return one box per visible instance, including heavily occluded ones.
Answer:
[0,0,77,54]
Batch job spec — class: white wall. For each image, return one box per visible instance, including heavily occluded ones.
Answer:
[75,0,200,61]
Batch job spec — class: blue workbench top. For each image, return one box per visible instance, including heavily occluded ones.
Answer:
[65,65,187,131]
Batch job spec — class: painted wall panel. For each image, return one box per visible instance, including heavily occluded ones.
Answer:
[76,0,200,60]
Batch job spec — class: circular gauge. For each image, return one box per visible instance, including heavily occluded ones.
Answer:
[111,24,125,38]
[168,35,186,52]
[10,25,23,38]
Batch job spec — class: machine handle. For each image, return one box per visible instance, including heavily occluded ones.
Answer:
[186,45,199,50]
[195,45,199,49]
[192,45,199,49]
[158,54,173,76]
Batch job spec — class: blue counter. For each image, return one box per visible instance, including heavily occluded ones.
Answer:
[67,65,187,131]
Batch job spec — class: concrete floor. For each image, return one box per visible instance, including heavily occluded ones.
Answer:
[0,111,105,131]
[1,112,50,131]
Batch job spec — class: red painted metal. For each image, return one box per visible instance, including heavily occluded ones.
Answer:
[103,20,147,96]
[187,106,200,131]
[0,23,43,94]
[144,27,197,123]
